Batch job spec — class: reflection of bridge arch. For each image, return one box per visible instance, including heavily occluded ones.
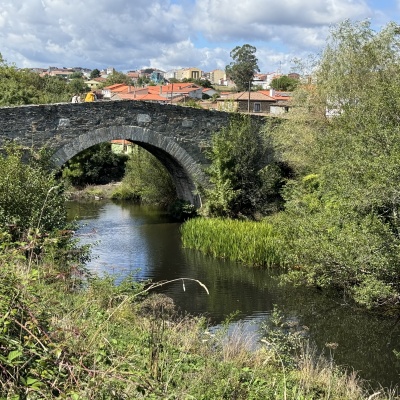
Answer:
[52,125,206,207]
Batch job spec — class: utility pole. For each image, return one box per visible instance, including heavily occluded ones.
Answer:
[248,80,251,113]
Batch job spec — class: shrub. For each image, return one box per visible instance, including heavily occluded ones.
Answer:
[0,145,66,241]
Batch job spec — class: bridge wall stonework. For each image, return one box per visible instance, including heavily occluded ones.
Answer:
[0,100,264,206]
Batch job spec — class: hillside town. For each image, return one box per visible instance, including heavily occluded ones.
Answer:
[29,65,298,114]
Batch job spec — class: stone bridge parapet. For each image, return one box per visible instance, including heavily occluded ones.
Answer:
[0,100,265,206]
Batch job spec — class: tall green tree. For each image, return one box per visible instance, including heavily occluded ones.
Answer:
[69,77,88,95]
[269,20,400,310]
[103,71,133,86]
[225,44,259,92]
[205,115,282,218]
[69,71,83,79]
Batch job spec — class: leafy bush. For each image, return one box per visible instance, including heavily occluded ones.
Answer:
[168,199,198,221]
[0,145,66,241]
[113,145,177,207]
[205,114,283,219]
[0,56,71,105]
[0,268,378,399]
[62,143,128,187]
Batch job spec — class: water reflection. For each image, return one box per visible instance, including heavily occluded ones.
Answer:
[67,199,400,388]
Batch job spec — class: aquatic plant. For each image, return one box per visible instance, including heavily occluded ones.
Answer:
[181,217,285,268]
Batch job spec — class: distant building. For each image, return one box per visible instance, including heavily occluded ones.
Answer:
[209,69,226,85]
[100,67,115,78]
[288,72,300,80]
[102,82,204,102]
[127,71,140,83]
[85,79,102,89]
[48,69,75,79]
[176,67,202,81]
[111,139,135,154]
[164,70,177,81]
[150,70,165,84]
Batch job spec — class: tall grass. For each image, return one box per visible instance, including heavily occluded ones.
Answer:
[2,255,397,398]
[181,217,285,268]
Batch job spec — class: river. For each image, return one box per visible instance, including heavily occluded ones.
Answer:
[67,199,400,389]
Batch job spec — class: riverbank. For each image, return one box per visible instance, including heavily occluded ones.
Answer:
[2,261,395,399]
[65,182,121,200]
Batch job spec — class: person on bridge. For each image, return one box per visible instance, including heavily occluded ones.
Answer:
[85,90,97,102]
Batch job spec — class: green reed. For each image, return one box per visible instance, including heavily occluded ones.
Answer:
[181,217,285,268]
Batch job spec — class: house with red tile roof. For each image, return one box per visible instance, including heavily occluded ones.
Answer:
[148,83,203,99]
[216,89,292,114]
[260,89,292,114]
[117,92,170,103]
[102,84,147,100]
[102,82,204,103]
[40,68,75,79]
[110,139,135,154]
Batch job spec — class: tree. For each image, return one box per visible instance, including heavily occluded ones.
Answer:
[268,20,400,310]
[62,143,128,187]
[225,44,259,92]
[205,115,281,218]
[104,71,133,86]
[181,77,213,88]
[90,68,101,79]
[270,75,299,91]
[69,71,83,80]
[69,77,88,95]
[0,144,66,240]
[113,146,177,206]
[137,76,151,87]
[0,63,70,105]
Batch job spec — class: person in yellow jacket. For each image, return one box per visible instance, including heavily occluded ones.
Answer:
[85,90,97,102]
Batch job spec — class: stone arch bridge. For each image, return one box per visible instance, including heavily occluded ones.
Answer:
[0,101,265,206]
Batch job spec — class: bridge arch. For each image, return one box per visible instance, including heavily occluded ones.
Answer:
[51,125,206,207]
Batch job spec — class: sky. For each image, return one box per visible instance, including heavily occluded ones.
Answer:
[0,0,398,74]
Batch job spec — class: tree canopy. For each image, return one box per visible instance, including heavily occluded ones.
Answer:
[61,143,128,187]
[0,56,72,105]
[90,68,101,79]
[268,19,400,310]
[205,115,283,219]
[103,71,133,86]
[225,44,259,92]
[270,75,299,91]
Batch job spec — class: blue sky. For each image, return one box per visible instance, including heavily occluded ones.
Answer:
[0,0,398,74]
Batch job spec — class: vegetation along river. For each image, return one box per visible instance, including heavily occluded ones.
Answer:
[67,199,400,389]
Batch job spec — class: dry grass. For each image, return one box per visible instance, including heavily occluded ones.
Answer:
[294,342,399,400]
[66,182,121,200]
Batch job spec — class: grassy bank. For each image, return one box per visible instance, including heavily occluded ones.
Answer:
[2,261,395,399]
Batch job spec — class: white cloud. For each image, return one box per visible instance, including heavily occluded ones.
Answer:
[194,0,372,33]
[0,0,396,73]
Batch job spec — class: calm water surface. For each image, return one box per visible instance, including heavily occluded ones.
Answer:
[67,199,400,389]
